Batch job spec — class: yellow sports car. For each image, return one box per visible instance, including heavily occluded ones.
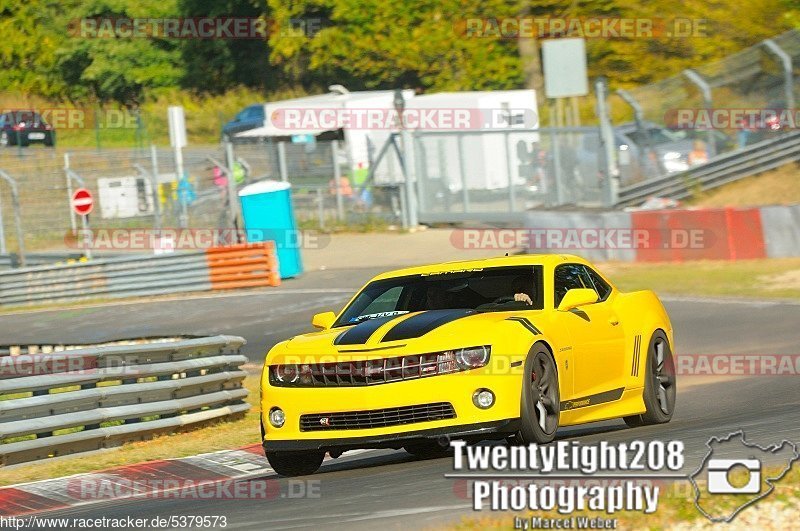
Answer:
[260,254,676,476]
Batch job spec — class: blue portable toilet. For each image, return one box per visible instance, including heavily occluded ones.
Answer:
[239,180,303,279]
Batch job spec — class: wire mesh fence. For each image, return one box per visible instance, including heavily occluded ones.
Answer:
[615,29,800,164]
[409,127,611,223]
[0,140,404,260]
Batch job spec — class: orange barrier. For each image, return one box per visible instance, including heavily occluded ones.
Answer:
[205,242,281,290]
[632,207,766,262]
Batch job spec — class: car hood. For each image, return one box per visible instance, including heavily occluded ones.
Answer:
[282,309,532,356]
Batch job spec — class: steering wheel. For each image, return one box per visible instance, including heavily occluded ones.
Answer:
[492,295,516,304]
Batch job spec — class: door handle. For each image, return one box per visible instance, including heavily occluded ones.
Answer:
[609,318,619,326]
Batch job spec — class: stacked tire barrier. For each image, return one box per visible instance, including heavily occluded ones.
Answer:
[0,242,280,307]
[524,205,800,262]
[0,335,249,467]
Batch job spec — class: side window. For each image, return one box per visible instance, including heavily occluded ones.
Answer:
[553,264,593,307]
[584,266,612,301]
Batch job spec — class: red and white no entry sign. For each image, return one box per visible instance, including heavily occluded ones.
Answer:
[71,188,94,216]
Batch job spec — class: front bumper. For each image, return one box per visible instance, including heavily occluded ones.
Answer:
[260,367,523,451]
[263,418,520,452]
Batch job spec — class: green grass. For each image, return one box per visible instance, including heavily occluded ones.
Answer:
[601,258,800,300]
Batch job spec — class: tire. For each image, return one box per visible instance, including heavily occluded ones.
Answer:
[404,440,451,459]
[624,330,676,427]
[515,344,560,444]
[265,450,325,477]
[260,419,325,476]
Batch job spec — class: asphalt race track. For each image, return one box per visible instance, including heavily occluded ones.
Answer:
[1,268,799,528]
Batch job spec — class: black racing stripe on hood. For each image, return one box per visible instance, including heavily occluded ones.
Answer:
[381,309,476,342]
[334,315,404,345]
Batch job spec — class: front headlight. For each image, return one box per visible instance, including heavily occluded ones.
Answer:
[270,364,314,385]
[271,364,299,384]
[455,346,491,370]
[662,151,682,161]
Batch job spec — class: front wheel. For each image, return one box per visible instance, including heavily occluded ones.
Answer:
[624,330,676,427]
[265,450,325,477]
[515,345,560,444]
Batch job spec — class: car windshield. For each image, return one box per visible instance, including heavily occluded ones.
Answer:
[626,128,687,146]
[333,266,543,327]
[8,111,40,125]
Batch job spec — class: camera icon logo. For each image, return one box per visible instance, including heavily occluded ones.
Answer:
[707,458,761,494]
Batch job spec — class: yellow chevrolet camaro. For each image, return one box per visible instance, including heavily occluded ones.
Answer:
[260,254,676,476]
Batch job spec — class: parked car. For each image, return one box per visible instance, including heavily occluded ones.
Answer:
[221,104,265,142]
[0,111,55,147]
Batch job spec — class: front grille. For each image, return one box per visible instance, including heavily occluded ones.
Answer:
[271,352,459,387]
[299,402,456,431]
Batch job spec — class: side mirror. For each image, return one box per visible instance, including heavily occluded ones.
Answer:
[557,288,598,312]
[311,311,336,330]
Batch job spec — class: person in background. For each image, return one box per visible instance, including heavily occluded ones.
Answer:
[688,140,709,166]
[328,175,354,200]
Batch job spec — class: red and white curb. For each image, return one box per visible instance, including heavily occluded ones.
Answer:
[0,444,371,516]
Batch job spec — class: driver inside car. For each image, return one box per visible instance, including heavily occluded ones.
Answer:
[511,275,535,306]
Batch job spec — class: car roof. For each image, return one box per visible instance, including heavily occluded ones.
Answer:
[371,254,591,281]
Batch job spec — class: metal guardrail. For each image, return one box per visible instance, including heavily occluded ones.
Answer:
[0,335,249,466]
[0,242,280,307]
[616,130,800,206]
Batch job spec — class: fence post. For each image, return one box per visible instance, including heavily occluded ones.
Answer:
[457,135,470,213]
[316,188,325,229]
[400,129,418,227]
[596,79,618,207]
[504,130,516,211]
[150,145,162,230]
[0,170,26,267]
[0,186,5,255]
[331,139,344,221]
[64,153,77,233]
[174,143,187,228]
[277,141,288,182]
[224,141,243,237]
[65,168,92,261]
[763,39,795,111]
[617,88,659,176]
[683,69,716,158]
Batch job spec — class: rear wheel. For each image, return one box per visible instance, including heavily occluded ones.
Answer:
[265,450,325,477]
[515,345,560,444]
[624,330,676,427]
